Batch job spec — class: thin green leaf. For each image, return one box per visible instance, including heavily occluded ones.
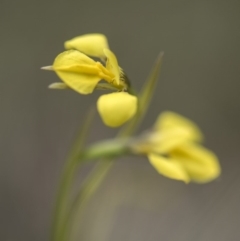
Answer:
[120,52,164,137]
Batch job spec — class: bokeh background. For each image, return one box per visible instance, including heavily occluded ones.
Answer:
[1,0,240,240]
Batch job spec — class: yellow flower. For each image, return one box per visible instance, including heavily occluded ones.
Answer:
[42,48,125,95]
[132,112,221,183]
[42,33,137,127]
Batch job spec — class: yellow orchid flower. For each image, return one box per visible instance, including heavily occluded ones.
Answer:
[42,34,137,127]
[132,112,221,183]
[42,49,125,94]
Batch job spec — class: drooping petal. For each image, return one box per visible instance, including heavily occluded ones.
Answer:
[154,111,203,142]
[97,92,137,127]
[103,48,121,85]
[171,142,221,183]
[53,50,102,94]
[148,154,190,183]
[64,34,109,58]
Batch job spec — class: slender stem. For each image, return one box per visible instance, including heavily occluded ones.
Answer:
[53,138,131,241]
[50,108,95,241]
[57,139,132,240]
[60,121,138,240]
[79,138,131,161]
[51,156,79,241]
[63,160,113,241]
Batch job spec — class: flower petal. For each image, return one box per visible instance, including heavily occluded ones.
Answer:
[103,49,121,85]
[154,111,203,142]
[171,143,221,183]
[64,33,109,58]
[53,50,102,94]
[148,154,190,183]
[54,50,97,67]
[97,92,137,127]
[147,127,194,154]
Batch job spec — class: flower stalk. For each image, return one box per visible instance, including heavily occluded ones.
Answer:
[79,138,131,161]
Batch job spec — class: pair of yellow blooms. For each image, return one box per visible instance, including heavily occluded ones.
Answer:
[42,34,220,183]
[42,33,137,127]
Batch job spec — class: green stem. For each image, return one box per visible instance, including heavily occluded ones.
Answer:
[80,138,131,161]
[59,135,135,240]
[63,160,114,241]
[54,138,131,241]
[51,155,79,241]
[51,108,95,241]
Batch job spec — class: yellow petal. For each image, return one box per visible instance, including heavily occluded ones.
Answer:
[148,154,190,183]
[64,33,109,58]
[146,127,194,154]
[97,92,137,127]
[103,49,120,85]
[54,49,97,67]
[53,50,101,94]
[171,143,221,183]
[155,111,203,142]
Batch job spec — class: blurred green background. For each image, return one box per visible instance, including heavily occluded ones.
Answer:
[1,0,240,240]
